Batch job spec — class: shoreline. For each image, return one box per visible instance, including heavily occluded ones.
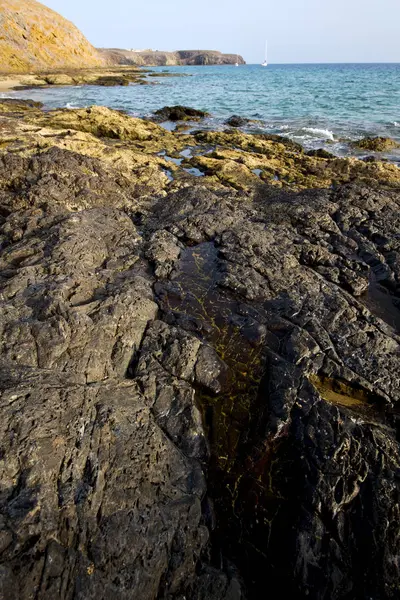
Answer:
[0,97,398,194]
[0,79,18,91]
[0,65,149,92]
[3,64,400,165]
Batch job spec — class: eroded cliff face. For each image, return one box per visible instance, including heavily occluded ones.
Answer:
[98,48,246,66]
[0,0,105,73]
[1,100,400,599]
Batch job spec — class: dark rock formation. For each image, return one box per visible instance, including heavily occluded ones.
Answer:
[224,115,250,128]
[152,105,209,122]
[306,148,336,159]
[1,100,400,599]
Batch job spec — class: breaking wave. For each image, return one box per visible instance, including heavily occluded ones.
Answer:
[301,127,335,140]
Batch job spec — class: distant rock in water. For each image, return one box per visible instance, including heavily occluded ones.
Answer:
[0,0,105,73]
[98,48,246,66]
[225,115,250,127]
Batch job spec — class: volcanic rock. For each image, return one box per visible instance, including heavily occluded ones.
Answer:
[153,105,209,122]
[353,136,400,152]
[225,115,250,128]
[1,101,400,600]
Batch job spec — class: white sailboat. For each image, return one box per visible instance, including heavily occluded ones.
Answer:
[261,41,268,67]
[235,54,239,67]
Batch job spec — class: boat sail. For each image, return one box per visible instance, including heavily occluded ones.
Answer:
[261,41,268,67]
[235,54,239,67]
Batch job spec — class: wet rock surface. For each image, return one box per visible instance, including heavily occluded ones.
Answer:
[353,136,400,152]
[152,105,209,122]
[224,115,250,128]
[1,102,400,599]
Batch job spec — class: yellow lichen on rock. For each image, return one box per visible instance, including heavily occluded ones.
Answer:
[0,100,399,196]
[191,131,400,190]
[38,105,194,153]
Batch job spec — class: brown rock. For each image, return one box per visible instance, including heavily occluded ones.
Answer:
[353,136,400,152]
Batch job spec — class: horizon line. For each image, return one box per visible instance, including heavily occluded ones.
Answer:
[161,61,400,66]
[244,61,400,64]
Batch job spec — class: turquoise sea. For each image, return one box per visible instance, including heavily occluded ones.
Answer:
[8,63,400,161]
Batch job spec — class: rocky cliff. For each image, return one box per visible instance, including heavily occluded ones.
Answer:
[98,48,246,66]
[1,100,400,599]
[0,0,105,73]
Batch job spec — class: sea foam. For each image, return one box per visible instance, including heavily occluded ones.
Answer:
[301,127,335,140]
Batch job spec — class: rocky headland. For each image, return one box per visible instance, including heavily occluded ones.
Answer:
[0,0,244,76]
[98,48,246,67]
[0,98,400,599]
[0,0,106,73]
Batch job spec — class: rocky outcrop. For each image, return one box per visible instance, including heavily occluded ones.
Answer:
[98,48,246,66]
[353,136,400,152]
[0,67,149,91]
[224,115,251,128]
[1,100,400,599]
[152,105,209,122]
[0,0,105,73]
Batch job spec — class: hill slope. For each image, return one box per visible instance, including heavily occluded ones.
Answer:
[0,0,105,73]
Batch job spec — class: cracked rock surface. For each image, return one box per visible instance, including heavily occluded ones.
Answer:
[1,100,400,599]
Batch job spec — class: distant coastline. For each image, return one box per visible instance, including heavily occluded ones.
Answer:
[98,48,246,67]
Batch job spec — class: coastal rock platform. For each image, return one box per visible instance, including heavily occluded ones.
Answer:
[1,100,400,599]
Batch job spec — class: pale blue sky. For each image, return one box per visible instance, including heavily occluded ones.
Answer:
[44,0,400,64]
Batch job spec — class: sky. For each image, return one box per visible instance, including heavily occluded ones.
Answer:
[43,0,400,64]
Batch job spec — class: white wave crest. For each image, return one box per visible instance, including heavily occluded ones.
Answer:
[301,127,335,140]
[394,121,400,127]
[65,102,79,109]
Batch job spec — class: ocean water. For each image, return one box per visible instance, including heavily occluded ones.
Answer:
[8,63,400,161]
